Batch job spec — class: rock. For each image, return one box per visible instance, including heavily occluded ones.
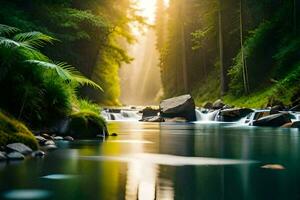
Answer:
[164,117,187,122]
[53,136,64,141]
[222,105,234,109]
[32,150,45,157]
[35,136,47,143]
[290,105,300,112]
[219,108,254,122]
[43,145,57,150]
[270,105,285,114]
[261,164,285,170]
[7,152,25,160]
[212,99,225,109]
[141,107,160,119]
[44,140,55,146]
[160,94,196,121]
[0,152,7,161]
[111,133,118,137]
[142,116,165,122]
[281,121,300,128]
[64,136,74,141]
[252,113,292,127]
[41,133,53,140]
[6,143,32,155]
[202,102,213,110]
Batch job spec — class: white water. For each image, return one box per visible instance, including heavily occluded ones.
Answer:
[101,108,300,125]
[101,110,142,121]
[195,109,220,122]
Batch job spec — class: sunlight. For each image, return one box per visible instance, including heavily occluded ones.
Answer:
[134,0,169,24]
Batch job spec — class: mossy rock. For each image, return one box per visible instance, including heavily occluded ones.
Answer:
[0,112,38,150]
[66,111,107,139]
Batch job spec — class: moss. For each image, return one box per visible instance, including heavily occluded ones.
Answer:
[0,112,38,150]
[67,111,107,139]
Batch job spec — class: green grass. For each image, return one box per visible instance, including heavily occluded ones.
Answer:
[0,111,38,150]
[192,71,221,106]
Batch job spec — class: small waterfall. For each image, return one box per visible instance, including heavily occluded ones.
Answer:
[196,109,220,122]
[290,112,300,122]
[101,109,141,121]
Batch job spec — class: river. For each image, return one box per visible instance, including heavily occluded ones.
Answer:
[0,121,300,200]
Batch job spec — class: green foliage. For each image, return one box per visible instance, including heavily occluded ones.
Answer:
[26,60,103,91]
[0,0,138,105]
[225,64,300,108]
[0,24,103,127]
[0,111,38,149]
[76,99,101,114]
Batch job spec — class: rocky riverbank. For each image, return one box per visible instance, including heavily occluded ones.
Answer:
[138,94,300,128]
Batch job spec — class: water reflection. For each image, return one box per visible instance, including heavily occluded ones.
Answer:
[0,122,300,200]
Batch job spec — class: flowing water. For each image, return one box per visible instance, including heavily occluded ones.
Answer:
[0,121,300,200]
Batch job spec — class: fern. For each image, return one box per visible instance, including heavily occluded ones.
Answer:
[25,60,103,91]
[0,24,19,36]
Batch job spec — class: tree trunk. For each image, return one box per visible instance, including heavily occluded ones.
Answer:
[218,0,225,96]
[294,0,297,33]
[180,0,188,93]
[240,0,249,94]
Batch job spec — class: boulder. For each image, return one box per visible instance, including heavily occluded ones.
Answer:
[281,121,300,128]
[142,116,165,122]
[219,108,254,122]
[270,105,285,114]
[252,113,292,127]
[6,143,32,155]
[141,107,160,119]
[0,152,6,161]
[212,99,225,109]
[202,102,213,110]
[290,105,300,112]
[164,117,187,122]
[7,152,25,160]
[160,94,196,121]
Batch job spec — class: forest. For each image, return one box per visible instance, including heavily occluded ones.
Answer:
[0,0,143,148]
[156,0,300,108]
[1,1,300,199]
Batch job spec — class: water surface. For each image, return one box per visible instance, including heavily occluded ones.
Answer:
[0,122,300,200]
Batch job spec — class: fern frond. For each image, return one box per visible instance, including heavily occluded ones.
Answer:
[0,24,20,36]
[14,32,55,48]
[25,60,103,91]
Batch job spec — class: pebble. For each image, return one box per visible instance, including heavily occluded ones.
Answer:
[261,164,285,170]
[64,136,74,141]
[0,151,7,161]
[111,133,118,137]
[44,140,55,146]
[6,143,32,155]
[43,145,57,150]
[32,150,45,158]
[41,134,53,140]
[53,136,63,141]
[7,152,25,160]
